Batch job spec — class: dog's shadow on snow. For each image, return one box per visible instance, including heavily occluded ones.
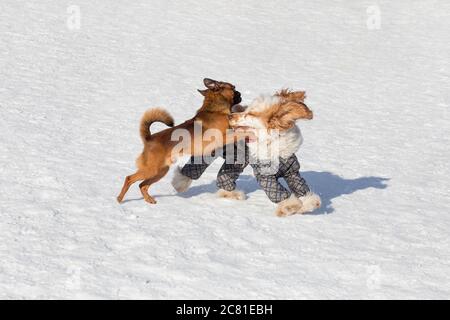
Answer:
[301,171,389,214]
[128,171,389,214]
[174,176,260,199]
[174,171,389,215]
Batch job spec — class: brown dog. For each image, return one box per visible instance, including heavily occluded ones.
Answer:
[117,78,242,204]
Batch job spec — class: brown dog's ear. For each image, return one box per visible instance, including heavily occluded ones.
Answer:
[269,102,313,130]
[203,78,220,90]
[197,89,208,96]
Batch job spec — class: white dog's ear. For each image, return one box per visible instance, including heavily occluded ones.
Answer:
[269,102,313,130]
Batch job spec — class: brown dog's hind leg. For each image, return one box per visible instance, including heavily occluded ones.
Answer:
[139,166,170,205]
[139,180,156,204]
[117,172,145,203]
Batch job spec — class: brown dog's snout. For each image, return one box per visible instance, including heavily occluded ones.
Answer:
[233,90,242,105]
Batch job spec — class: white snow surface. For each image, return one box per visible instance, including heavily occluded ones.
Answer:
[1,0,450,299]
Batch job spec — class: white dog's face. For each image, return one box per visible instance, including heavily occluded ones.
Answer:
[229,108,266,131]
[229,103,264,130]
[229,94,313,135]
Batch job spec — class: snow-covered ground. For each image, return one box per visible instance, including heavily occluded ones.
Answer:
[1,0,449,299]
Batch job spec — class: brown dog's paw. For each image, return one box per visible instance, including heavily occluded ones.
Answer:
[144,197,157,204]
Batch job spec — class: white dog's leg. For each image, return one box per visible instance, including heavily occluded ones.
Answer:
[298,192,321,213]
[217,189,246,200]
[171,166,192,193]
[275,195,303,217]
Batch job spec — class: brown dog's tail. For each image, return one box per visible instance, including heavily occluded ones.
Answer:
[140,108,174,142]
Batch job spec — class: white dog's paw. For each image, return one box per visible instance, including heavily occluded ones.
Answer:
[275,195,304,217]
[171,166,192,193]
[298,192,321,213]
[217,189,246,200]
